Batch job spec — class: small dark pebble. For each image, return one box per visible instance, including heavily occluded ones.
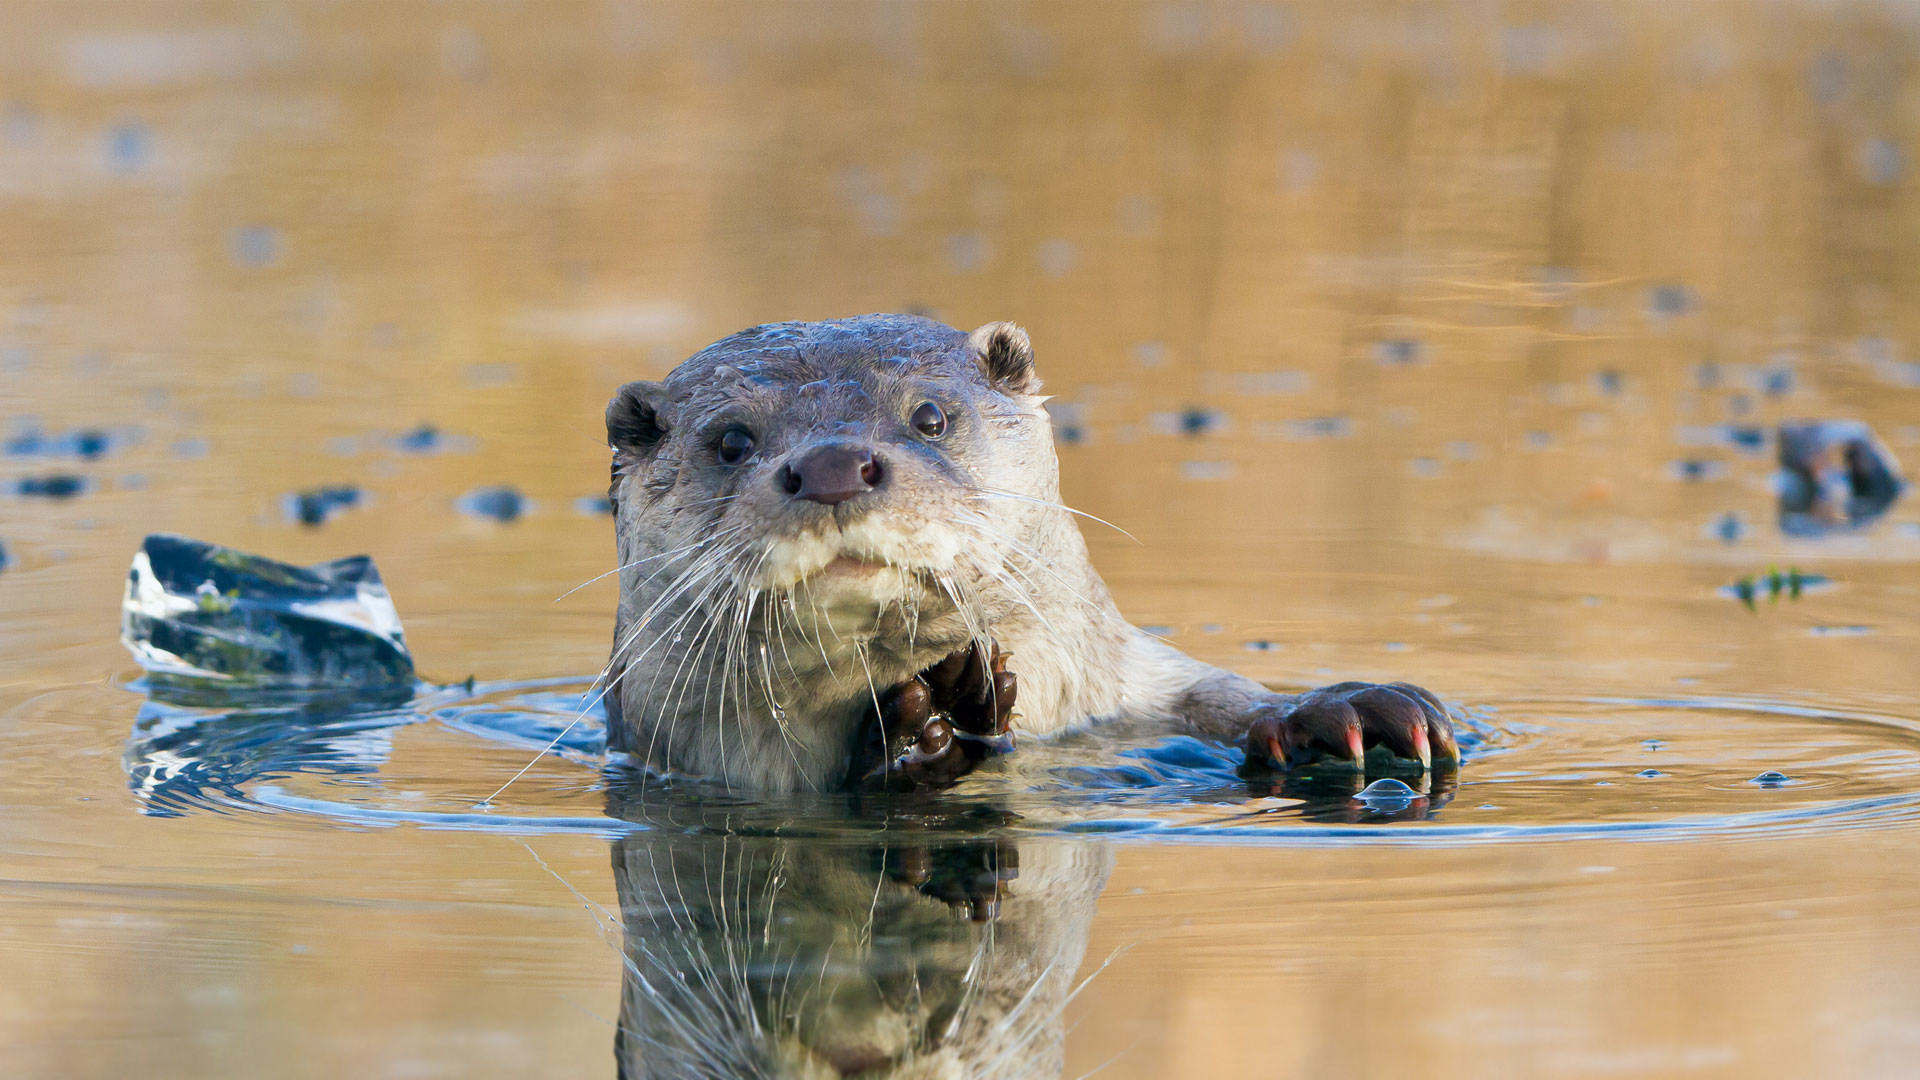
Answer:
[1243,640,1281,652]
[1750,770,1793,787]
[13,474,87,499]
[1596,370,1624,395]
[1724,425,1767,453]
[396,423,445,453]
[285,485,363,527]
[1373,338,1424,366]
[1057,424,1086,445]
[1762,366,1794,397]
[1178,407,1221,436]
[1711,512,1746,543]
[1672,459,1720,482]
[460,485,526,523]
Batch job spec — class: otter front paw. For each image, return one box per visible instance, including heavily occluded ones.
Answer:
[1244,681,1458,773]
[849,642,1018,793]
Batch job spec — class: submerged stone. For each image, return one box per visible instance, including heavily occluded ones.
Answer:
[120,533,414,693]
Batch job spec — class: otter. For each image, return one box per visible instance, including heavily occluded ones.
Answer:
[602,314,1457,793]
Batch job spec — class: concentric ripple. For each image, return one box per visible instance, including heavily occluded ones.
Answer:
[123,678,1920,843]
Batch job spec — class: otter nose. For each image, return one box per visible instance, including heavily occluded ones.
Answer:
[777,442,885,506]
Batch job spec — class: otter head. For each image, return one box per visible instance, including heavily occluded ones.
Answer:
[606,314,1054,629]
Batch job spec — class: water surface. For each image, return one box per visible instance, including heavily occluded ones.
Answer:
[5,3,1920,1077]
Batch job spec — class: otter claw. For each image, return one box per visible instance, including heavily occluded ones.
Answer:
[1244,681,1457,775]
[849,641,1018,792]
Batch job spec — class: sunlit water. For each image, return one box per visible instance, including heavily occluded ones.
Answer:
[6,4,1920,1078]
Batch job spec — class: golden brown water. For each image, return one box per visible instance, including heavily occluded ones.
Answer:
[6,2,1920,1077]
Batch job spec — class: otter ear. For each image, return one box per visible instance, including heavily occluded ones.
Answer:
[966,321,1040,394]
[607,380,668,455]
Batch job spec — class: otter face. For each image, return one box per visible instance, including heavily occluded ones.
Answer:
[608,315,1053,621]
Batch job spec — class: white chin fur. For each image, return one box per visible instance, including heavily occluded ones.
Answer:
[749,516,964,597]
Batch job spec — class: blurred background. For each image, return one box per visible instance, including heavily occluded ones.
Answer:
[4,2,1920,1078]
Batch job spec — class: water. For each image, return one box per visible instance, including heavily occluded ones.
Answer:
[6,3,1920,1077]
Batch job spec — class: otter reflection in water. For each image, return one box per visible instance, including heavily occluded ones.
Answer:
[604,794,1111,1080]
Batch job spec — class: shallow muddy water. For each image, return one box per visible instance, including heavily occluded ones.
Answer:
[6,3,1920,1077]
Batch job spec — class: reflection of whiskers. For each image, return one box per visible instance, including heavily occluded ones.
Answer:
[527,826,1115,1080]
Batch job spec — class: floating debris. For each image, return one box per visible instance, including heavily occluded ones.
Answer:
[120,533,414,695]
[1724,566,1830,611]
[1777,419,1905,536]
[284,485,364,527]
[458,485,527,522]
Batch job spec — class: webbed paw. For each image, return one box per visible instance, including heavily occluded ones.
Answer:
[848,641,1017,792]
[1243,681,1458,773]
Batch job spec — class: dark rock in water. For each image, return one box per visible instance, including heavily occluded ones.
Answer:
[1671,459,1722,482]
[5,424,122,459]
[284,485,363,527]
[1178,406,1222,436]
[1777,419,1905,536]
[574,495,615,516]
[1596,369,1624,395]
[1711,512,1746,544]
[1724,425,1767,453]
[1637,769,1664,778]
[458,485,526,522]
[1750,771,1793,788]
[120,533,414,695]
[13,473,87,499]
[395,423,444,453]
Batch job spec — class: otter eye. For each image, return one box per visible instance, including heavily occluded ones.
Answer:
[716,426,756,466]
[910,401,947,439]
